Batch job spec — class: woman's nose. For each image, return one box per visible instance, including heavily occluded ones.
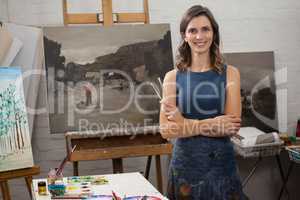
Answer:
[195,32,203,39]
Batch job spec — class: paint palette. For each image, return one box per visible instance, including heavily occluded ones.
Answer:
[67,176,109,185]
[66,181,92,196]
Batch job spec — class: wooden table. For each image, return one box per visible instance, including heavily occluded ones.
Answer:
[65,125,173,193]
[32,172,168,200]
[0,166,40,200]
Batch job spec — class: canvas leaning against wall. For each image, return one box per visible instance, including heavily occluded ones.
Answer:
[43,24,173,134]
[0,67,34,172]
[224,51,278,133]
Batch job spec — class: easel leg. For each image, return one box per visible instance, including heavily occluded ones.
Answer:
[112,158,123,173]
[242,156,262,188]
[145,156,152,179]
[0,181,11,200]
[25,176,33,198]
[73,161,79,176]
[155,155,163,193]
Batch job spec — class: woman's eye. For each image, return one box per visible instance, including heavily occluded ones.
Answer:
[202,27,211,32]
[188,28,197,34]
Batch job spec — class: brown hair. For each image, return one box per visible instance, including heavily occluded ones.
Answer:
[175,5,224,73]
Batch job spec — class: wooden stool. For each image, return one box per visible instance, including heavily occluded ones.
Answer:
[0,166,40,200]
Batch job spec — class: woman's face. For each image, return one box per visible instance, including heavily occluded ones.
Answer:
[184,15,214,55]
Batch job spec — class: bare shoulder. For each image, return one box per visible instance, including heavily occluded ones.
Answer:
[227,65,240,79]
[164,69,177,83]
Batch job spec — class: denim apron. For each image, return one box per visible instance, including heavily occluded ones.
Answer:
[167,66,245,200]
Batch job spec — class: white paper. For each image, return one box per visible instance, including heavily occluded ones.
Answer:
[1,37,23,66]
[0,28,13,63]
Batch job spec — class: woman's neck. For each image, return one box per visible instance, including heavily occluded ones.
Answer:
[190,51,211,72]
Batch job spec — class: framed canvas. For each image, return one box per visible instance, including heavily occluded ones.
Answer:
[43,24,173,134]
[0,67,34,172]
[224,51,278,132]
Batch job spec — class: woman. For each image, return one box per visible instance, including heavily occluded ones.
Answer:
[160,5,246,200]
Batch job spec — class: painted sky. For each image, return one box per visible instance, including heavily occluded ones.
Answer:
[43,24,170,65]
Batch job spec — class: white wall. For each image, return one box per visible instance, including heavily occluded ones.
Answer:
[0,0,8,21]
[2,0,297,132]
[150,0,300,133]
[1,1,300,199]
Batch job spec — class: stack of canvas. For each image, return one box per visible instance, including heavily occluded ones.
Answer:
[0,23,45,138]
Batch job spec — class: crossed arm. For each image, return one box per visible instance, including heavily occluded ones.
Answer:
[159,66,242,139]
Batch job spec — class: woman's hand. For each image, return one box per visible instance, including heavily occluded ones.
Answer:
[210,115,241,137]
[160,99,184,123]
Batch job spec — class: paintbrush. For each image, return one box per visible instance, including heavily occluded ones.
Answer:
[112,190,120,200]
[232,134,244,141]
[56,145,77,176]
[150,82,162,100]
[157,77,163,88]
[51,195,85,199]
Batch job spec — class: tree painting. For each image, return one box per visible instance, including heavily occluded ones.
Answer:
[0,67,34,172]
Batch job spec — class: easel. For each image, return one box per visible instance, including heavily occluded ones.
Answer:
[65,127,172,193]
[62,0,172,193]
[0,165,40,200]
[62,0,149,26]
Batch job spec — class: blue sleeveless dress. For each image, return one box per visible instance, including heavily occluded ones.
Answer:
[167,66,246,200]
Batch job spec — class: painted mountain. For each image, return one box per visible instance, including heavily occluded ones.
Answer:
[43,24,173,134]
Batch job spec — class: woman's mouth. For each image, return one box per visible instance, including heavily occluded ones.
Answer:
[194,41,206,47]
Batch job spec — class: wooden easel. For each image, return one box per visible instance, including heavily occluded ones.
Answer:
[62,0,172,193]
[62,0,149,26]
[0,166,40,200]
[65,128,172,193]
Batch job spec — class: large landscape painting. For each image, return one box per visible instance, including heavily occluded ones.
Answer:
[43,24,173,134]
[0,67,34,172]
[224,51,278,132]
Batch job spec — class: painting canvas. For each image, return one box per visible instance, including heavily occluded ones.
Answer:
[43,24,173,134]
[0,67,34,172]
[224,51,278,132]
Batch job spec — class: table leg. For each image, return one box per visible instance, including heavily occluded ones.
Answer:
[242,156,262,188]
[275,155,289,197]
[145,156,152,179]
[278,162,294,200]
[0,181,11,200]
[25,176,33,198]
[155,155,163,193]
[112,158,123,173]
[73,161,79,176]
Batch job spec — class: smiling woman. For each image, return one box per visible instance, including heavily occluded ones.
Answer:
[184,15,213,56]
[159,5,247,200]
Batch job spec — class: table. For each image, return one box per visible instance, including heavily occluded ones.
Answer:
[231,133,286,189]
[32,172,168,200]
[278,144,300,200]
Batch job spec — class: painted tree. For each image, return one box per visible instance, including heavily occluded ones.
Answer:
[0,83,28,157]
[9,84,28,150]
[0,88,14,156]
